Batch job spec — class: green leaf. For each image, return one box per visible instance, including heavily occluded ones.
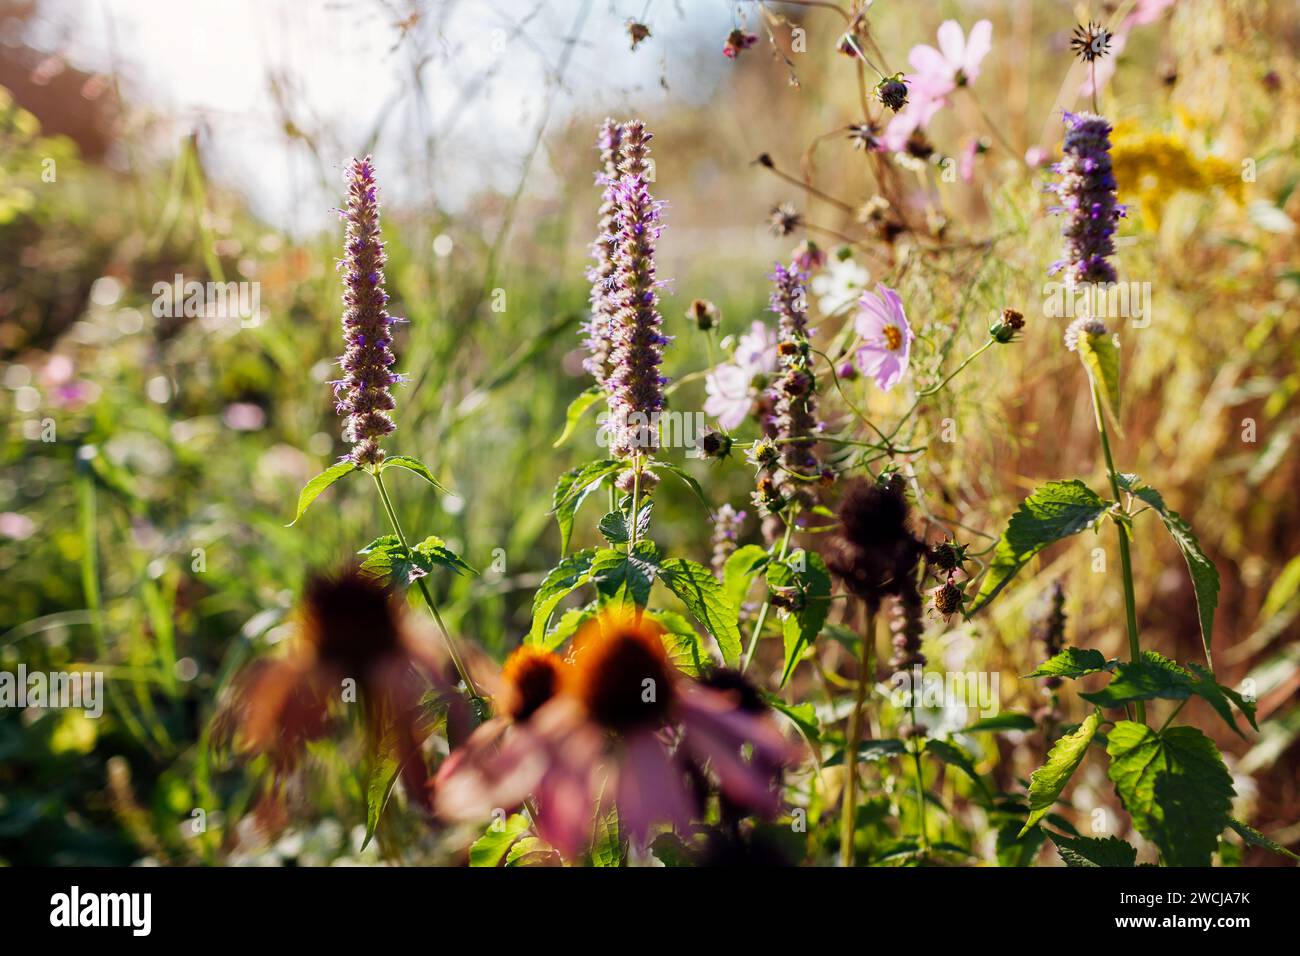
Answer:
[1226,818,1300,862]
[1024,646,1115,680]
[379,455,451,494]
[969,480,1111,615]
[1106,721,1235,866]
[591,542,659,609]
[1076,326,1122,429]
[1020,709,1101,836]
[722,544,770,611]
[468,814,531,867]
[1048,832,1137,868]
[540,603,596,653]
[597,501,652,545]
[360,746,401,852]
[960,712,1036,734]
[996,820,1047,867]
[649,610,709,677]
[553,386,605,448]
[1117,475,1220,671]
[824,738,905,766]
[926,738,991,801]
[768,552,832,688]
[659,556,742,665]
[648,459,710,510]
[287,460,356,526]
[551,459,621,555]
[1080,651,1253,739]
[358,534,476,587]
[528,549,597,643]
[765,696,821,743]
[505,836,561,867]
[588,803,623,867]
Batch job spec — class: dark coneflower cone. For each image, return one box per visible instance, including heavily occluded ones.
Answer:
[335,157,400,467]
[768,262,821,508]
[1048,112,1124,286]
[584,120,624,387]
[606,120,669,458]
[824,477,926,613]
[1030,579,1068,689]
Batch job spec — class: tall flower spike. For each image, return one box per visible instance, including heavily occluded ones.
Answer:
[763,262,822,512]
[606,120,669,459]
[583,120,624,387]
[1047,112,1125,286]
[710,503,747,578]
[334,157,400,467]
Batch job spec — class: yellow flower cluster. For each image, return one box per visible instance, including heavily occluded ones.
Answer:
[1110,120,1244,225]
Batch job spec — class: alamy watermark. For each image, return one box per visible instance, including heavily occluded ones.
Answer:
[1042,280,1152,327]
[152,274,262,327]
[888,666,1000,719]
[0,665,104,718]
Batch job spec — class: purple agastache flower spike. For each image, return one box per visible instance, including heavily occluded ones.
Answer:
[710,503,747,578]
[335,156,399,467]
[606,120,669,459]
[584,119,624,387]
[762,262,824,512]
[1047,111,1125,286]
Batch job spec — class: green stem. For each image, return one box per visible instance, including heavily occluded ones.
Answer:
[741,513,796,673]
[1089,380,1144,724]
[371,469,483,704]
[885,337,996,443]
[911,703,929,853]
[628,457,642,554]
[838,610,875,866]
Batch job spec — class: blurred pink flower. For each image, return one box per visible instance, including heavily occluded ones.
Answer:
[908,19,993,97]
[1128,0,1176,27]
[704,321,777,429]
[0,512,36,541]
[854,284,914,391]
[882,92,946,152]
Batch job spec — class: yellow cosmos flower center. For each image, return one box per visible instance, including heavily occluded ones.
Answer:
[883,325,903,352]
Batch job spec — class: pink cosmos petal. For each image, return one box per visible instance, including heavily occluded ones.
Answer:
[616,730,694,846]
[963,20,992,78]
[704,363,753,430]
[936,20,966,68]
[908,43,948,77]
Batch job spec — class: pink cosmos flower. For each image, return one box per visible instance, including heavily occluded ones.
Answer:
[704,321,777,430]
[908,19,993,98]
[882,92,946,152]
[854,284,914,391]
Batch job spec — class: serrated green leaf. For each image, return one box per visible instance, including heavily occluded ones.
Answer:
[659,556,742,665]
[1020,709,1101,836]
[411,535,476,576]
[588,802,623,867]
[468,814,531,867]
[1080,651,1253,739]
[765,695,821,743]
[358,534,475,587]
[1117,475,1219,671]
[540,603,596,652]
[591,542,659,609]
[1048,832,1137,867]
[379,454,451,494]
[648,459,710,510]
[360,744,401,852]
[528,549,597,643]
[649,610,709,677]
[722,544,770,610]
[1226,817,1300,862]
[505,835,561,867]
[1106,721,1235,866]
[553,386,605,448]
[551,459,621,555]
[1024,646,1115,679]
[768,551,832,688]
[287,460,356,526]
[970,480,1111,615]
[1077,327,1122,430]
[597,501,652,545]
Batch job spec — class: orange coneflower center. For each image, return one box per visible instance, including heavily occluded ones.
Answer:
[882,324,903,352]
[500,646,566,723]
[568,613,675,732]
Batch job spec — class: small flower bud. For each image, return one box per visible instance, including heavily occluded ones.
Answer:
[876,73,909,112]
[686,298,719,332]
[990,308,1025,344]
[700,429,733,461]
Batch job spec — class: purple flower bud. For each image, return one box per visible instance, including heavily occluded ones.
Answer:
[1050,112,1124,286]
[583,119,624,387]
[763,262,825,512]
[335,156,398,466]
[606,121,668,458]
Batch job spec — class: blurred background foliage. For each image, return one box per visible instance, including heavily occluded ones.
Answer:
[0,0,1297,865]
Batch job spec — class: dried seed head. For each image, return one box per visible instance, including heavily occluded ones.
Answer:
[876,73,909,112]
[1070,21,1112,63]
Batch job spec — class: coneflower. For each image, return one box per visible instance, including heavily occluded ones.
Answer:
[711,503,747,578]
[606,120,669,459]
[1047,112,1125,286]
[334,157,401,467]
[889,575,926,671]
[824,476,926,614]
[583,120,624,387]
[761,262,822,513]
